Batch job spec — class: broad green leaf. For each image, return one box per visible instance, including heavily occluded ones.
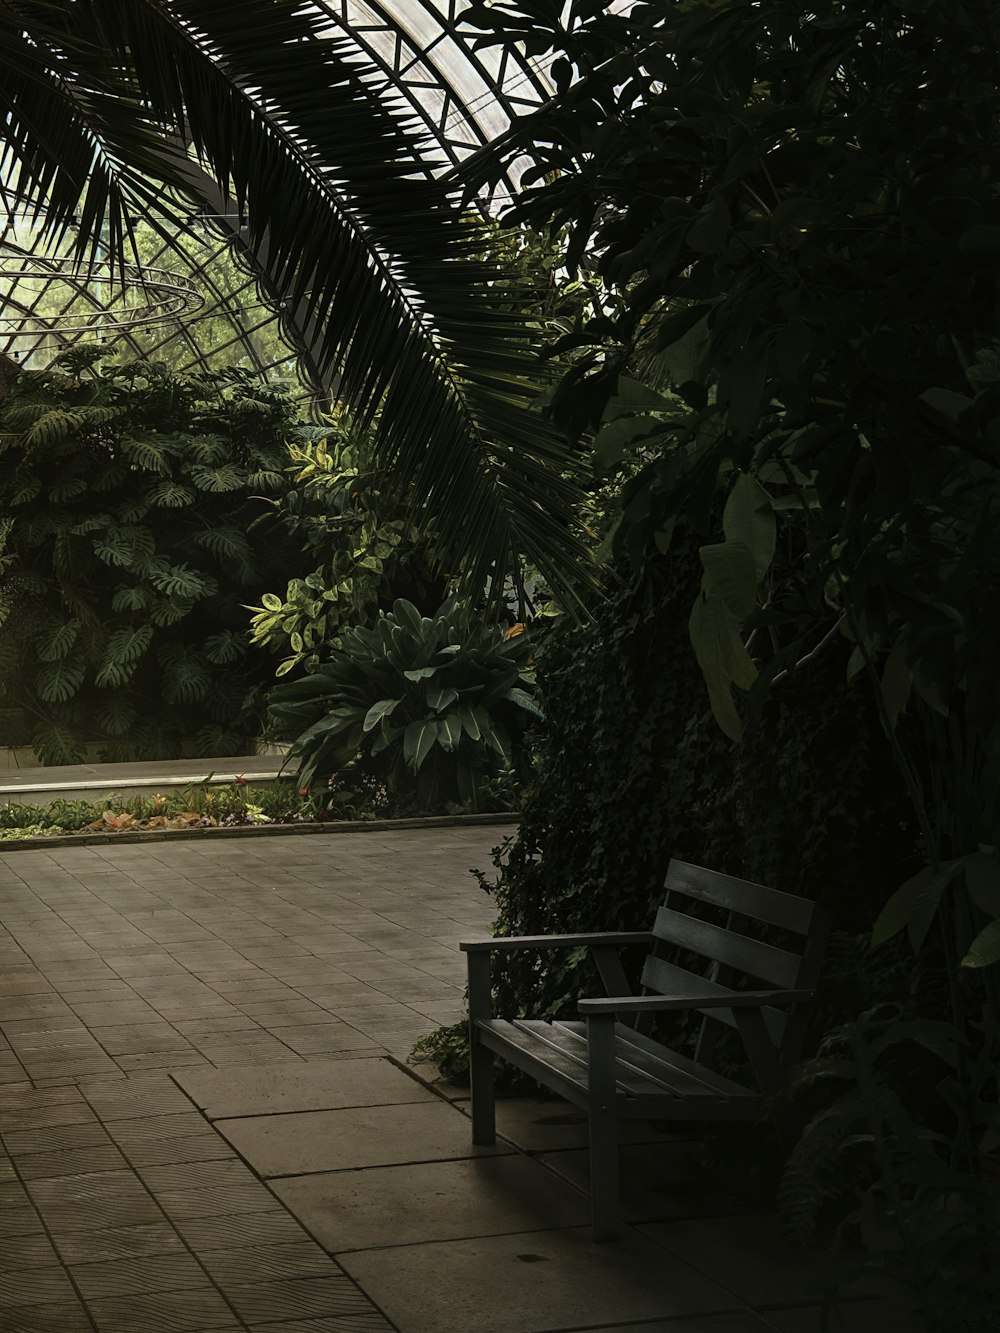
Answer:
[426,684,459,712]
[393,600,423,635]
[438,711,461,750]
[36,658,85,703]
[879,639,911,730]
[504,686,543,718]
[458,702,482,741]
[404,666,438,680]
[723,474,776,581]
[872,859,968,951]
[362,697,401,732]
[698,541,759,620]
[689,593,757,740]
[962,918,1000,969]
[36,619,80,662]
[964,852,1000,916]
[403,718,438,771]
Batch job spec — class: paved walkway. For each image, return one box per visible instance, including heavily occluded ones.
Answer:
[0,826,916,1333]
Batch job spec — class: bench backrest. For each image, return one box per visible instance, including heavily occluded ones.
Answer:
[640,859,831,1073]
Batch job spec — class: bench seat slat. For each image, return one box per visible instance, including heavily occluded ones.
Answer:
[475,1018,757,1106]
[553,1021,754,1102]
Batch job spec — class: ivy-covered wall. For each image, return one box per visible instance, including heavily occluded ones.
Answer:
[482,532,915,1024]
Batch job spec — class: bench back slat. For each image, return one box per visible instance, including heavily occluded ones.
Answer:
[640,953,787,1044]
[650,904,802,989]
[665,861,816,935]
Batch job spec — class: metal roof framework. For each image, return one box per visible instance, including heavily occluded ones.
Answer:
[0,2,548,405]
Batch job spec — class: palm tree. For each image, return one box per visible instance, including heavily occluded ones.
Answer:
[0,0,591,605]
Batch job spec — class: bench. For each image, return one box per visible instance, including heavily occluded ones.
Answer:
[461,859,831,1240]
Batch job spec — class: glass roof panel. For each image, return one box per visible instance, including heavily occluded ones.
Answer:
[0,2,550,402]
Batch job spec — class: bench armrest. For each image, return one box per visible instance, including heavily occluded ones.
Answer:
[578,989,816,1015]
[461,932,652,954]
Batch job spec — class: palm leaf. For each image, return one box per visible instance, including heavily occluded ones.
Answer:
[0,0,594,606]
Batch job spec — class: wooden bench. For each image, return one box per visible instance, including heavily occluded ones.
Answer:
[461,859,830,1240]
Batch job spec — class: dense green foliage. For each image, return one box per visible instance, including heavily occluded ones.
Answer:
[455,1,1000,1319]
[0,350,299,762]
[472,537,913,1019]
[248,421,446,676]
[1,0,592,606]
[269,598,538,811]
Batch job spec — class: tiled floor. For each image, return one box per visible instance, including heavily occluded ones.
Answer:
[0,826,919,1332]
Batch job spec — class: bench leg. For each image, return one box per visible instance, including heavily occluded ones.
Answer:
[469,1029,496,1144]
[587,1013,620,1241]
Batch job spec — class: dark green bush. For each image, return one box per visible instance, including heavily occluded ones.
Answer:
[268,598,539,810]
[0,349,302,763]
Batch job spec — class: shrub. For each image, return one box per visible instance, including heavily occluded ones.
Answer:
[268,598,539,810]
[0,349,303,762]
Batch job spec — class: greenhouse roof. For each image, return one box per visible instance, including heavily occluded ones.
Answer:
[0,1,548,407]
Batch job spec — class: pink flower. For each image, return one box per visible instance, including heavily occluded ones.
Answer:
[299,786,310,797]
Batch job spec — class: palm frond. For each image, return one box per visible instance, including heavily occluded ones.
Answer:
[0,0,595,605]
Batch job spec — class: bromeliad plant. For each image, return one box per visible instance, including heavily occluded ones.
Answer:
[268,599,540,810]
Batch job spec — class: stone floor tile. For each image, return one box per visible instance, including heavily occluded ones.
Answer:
[50,1221,188,1264]
[763,1298,922,1333]
[220,1275,375,1324]
[341,1227,740,1333]
[27,1170,166,1234]
[0,1204,44,1238]
[68,999,162,1026]
[15,1143,130,1179]
[84,1286,238,1333]
[0,1100,100,1132]
[0,1299,95,1331]
[276,1155,590,1250]
[116,1052,212,1072]
[559,1319,772,1333]
[263,1025,376,1055]
[81,1077,196,1120]
[90,1023,193,1055]
[138,1158,258,1192]
[3,1120,115,1155]
[538,1142,756,1224]
[173,1209,313,1251]
[154,1181,280,1220]
[218,1100,512,1177]
[638,1215,862,1308]
[198,1240,334,1285]
[246,1318,395,1333]
[173,1056,433,1119]
[70,1251,212,1300]
[0,1265,79,1307]
[1,1233,61,1269]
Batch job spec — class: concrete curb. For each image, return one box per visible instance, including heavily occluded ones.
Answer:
[0,810,519,852]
